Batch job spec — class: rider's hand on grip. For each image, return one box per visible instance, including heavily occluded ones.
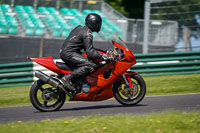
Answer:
[107,50,115,59]
[102,54,109,61]
[102,54,114,62]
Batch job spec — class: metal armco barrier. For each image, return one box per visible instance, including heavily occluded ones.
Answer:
[0,62,34,88]
[131,51,200,76]
[0,51,200,88]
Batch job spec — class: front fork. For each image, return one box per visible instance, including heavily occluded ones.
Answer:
[122,74,134,89]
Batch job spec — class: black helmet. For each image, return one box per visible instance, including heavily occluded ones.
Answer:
[85,13,102,32]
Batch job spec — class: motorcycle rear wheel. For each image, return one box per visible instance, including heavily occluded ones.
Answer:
[113,74,146,106]
[30,79,66,112]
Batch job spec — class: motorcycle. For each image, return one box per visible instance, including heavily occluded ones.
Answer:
[29,37,146,112]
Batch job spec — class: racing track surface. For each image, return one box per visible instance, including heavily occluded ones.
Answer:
[0,93,200,123]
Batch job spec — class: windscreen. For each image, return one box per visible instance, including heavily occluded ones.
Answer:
[112,37,128,59]
[113,37,129,49]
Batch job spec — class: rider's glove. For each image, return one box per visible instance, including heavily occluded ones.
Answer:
[102,54,114,62]
[102,54,109,61]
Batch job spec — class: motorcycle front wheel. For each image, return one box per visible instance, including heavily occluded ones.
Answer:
[30,79,66,112]
[113,74,146,106]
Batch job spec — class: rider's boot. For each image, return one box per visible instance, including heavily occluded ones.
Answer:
[61,74,76,92]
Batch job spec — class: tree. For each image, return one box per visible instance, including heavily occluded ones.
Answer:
[105,0,144,19]
[150,0,200,37]
[122,0,144,19]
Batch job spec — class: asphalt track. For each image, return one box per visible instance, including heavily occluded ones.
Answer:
[0,93,200,123]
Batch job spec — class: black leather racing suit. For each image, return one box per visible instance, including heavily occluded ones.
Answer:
[60,25,103,80]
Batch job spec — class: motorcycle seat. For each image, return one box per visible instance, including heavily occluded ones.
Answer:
[56,62,72,71]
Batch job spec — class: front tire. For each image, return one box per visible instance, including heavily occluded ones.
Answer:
[30,80,66,112]
[113,74,146,106]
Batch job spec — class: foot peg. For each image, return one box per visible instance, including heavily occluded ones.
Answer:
[58,84,73,98]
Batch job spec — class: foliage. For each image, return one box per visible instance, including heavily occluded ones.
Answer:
[151,0,200,37]
[0,0,8,4]
[122,0,144,18]
[104,0,129,17]
[106,0,200,39]
[105,0,144,18]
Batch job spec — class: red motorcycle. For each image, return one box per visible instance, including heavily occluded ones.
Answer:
[29,38,146,112]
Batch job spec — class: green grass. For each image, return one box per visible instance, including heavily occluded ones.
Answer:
[0,74,200,107]
[0,85,30,107]
[144,74,200,95]
[0,111,200,133]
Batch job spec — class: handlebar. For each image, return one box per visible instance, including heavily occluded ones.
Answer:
[106,49,123,61]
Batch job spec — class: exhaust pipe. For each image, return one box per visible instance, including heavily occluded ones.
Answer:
[35,70,60,88]
[34,70,73,98]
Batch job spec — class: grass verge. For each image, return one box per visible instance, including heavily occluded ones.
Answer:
[0,111,200,133]
[0,74,200,107]
[144,74,200,95]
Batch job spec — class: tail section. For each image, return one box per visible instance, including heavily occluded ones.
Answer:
[29,56,70,75]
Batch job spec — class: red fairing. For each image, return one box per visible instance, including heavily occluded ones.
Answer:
[29,56,71,75]
[124,71,138,76]
[112,41,136,64]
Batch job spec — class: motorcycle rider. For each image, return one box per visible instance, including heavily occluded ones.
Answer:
[60,13,109,93]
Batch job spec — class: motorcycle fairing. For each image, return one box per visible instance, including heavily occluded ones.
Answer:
[69,71,138,101]
[29,56,71,75]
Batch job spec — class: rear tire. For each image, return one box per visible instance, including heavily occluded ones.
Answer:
[113,74,146,106]
[30,80,66,112]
